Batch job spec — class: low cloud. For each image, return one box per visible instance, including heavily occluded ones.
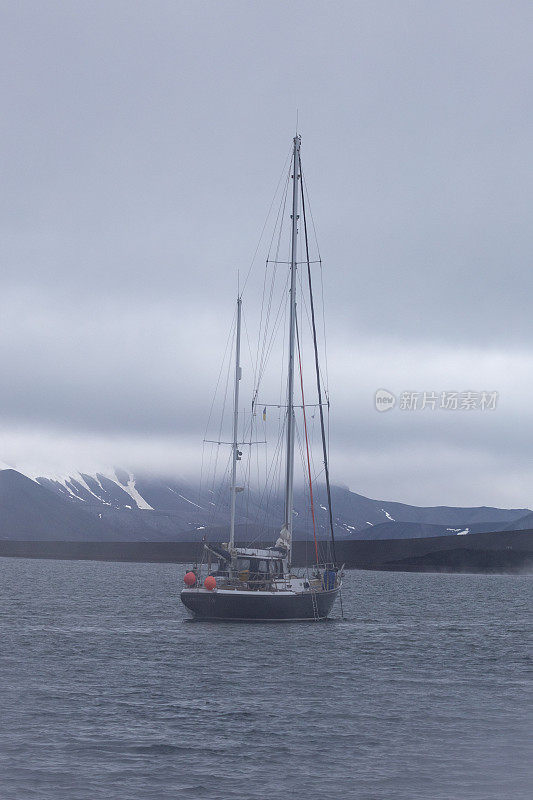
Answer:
[1,1,531,509]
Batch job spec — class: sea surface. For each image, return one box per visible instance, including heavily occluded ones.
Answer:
[0,557,531,800]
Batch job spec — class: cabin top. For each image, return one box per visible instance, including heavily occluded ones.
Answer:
[232,546,285,560]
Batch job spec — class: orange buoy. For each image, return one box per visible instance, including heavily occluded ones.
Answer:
[184,571,196,587]
[204,575,216,591]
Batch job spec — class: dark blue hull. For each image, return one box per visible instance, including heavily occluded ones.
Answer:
[180,586,340,621]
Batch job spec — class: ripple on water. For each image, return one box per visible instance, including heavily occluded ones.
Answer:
[0,559,531,800]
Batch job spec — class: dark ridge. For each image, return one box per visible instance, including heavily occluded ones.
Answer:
[0,530,531,574]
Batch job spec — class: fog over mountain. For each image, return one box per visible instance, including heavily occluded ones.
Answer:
[0,464,530,544]
[1,1,532,508]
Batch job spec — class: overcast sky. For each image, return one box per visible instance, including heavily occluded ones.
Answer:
[1,0,532,508]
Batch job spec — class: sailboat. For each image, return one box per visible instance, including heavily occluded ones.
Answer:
[180,135,343,621]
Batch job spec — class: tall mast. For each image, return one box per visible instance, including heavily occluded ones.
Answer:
[229,296,242,549]
[282,135,301,561]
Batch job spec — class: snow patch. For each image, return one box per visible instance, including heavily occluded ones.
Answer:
[80,469,154,510]
[167,487,204,509]
[122,474,153,510]
[40,474,86,501]
[32,468,155,511]
[72,473,104,502]
[456,528,470,536]
[365,521,374,526]
[177,493,203,509]
[381,508,395,521]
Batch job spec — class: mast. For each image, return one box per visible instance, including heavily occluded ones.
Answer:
[229,296,242,549]
[282,134,301,561]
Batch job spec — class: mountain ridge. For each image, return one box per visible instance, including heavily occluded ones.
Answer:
[0,464,530,542]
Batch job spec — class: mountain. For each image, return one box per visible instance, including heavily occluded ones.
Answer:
[0,464,528,542]
[347,520,513,540]
[325,486,528,537]
[504,511,533,531]
[0,469,121,541]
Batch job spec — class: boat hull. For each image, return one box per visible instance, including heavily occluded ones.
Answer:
[180,586,340,621]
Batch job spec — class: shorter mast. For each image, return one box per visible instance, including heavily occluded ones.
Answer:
[229,296,242,549]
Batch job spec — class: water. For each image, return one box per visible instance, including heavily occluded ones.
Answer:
[0,558,530,800]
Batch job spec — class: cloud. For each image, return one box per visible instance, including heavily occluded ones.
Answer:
[1,1,532,506]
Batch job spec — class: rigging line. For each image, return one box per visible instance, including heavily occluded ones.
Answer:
[295,284,329,409]
[250,415,286,537]
[252,260,271,409]
[301,172,322,262]
[255,269,290,393]
[210,451,234,527]
[256,152,292,392]
[277,293,289,499]
[303,172,329,391]
[306,392,320,506]
[241,308,255,379]
[266,259,322,265]
[294,254,323,379]
[300,167,338,569]
[261,400,268,527]
[255,172,290,396]
[295,256,328,391]
[239,415,252,543]
[295,313,319,565]
[252,171,290,399]
[256,257,278,393]
[250,418,284,530]
[242,404,258,541]
[265,161,292,261]
[240,147,292,297]
[202,307,237,444]
[210,315,236,497]
[294,419,321,562]
[319,258,330,396]
[252,396,260,541]
[261,376,286,527]
[248,394,264,528]
[197,439,206,513]
[292,215,330,402]
[252,201,290,436]
[311,466,325,483]
[265,278,289,500]
[297,181,329,396]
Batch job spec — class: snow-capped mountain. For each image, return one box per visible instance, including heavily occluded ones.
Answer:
[0,462,530,542]
[35,468,155,510]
